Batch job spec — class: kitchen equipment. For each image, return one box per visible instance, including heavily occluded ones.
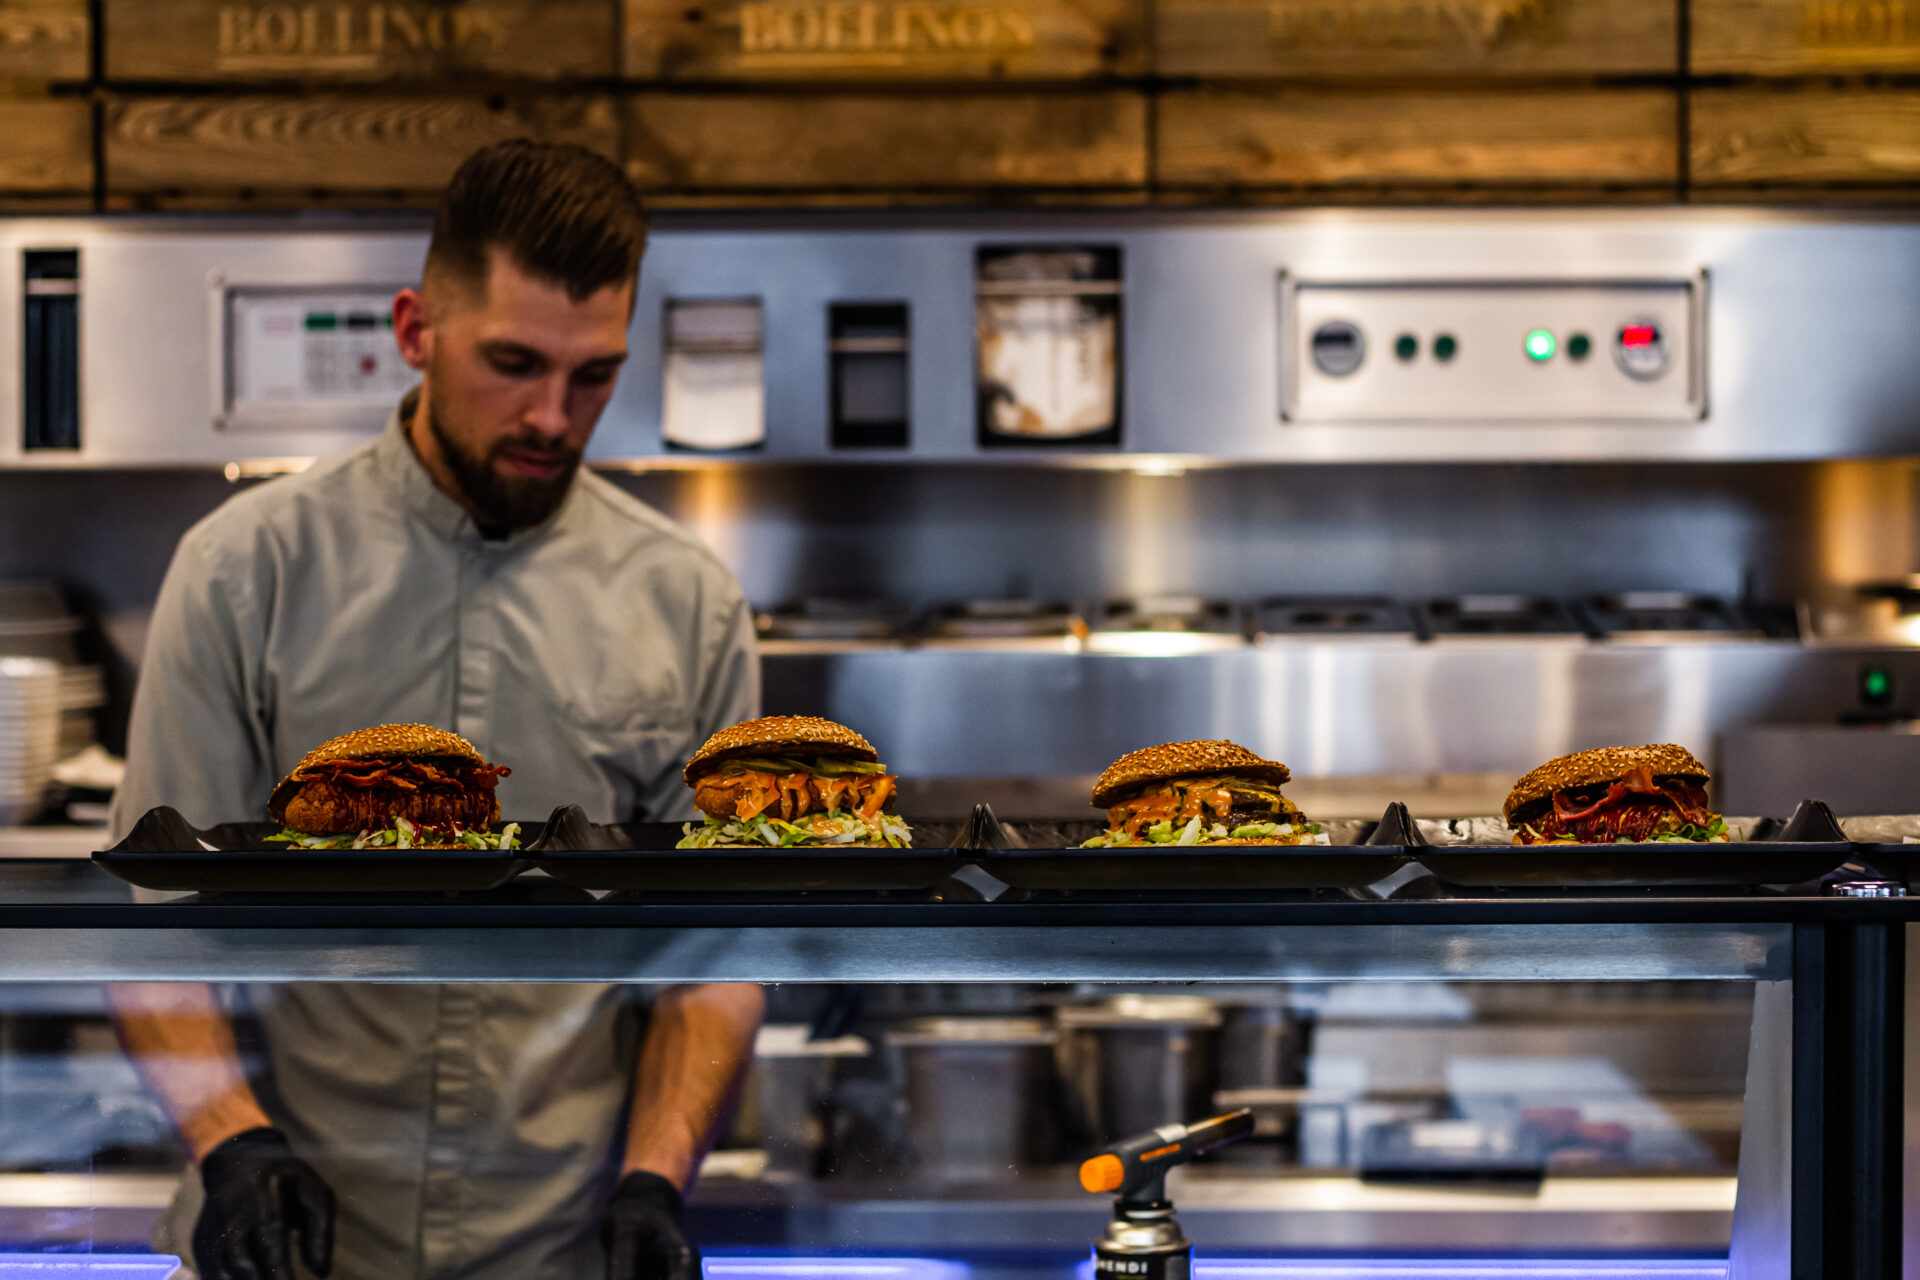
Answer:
[1574,592,1759,641]
[661,298,765,451]
[1079,1108,1254,1280]
[0,657,62,825]
[975,245,1121,447]
[921,599,1082,644]
[1414,594,1583,638]
[747,1024,871,1178]
[0,584,103,772]
[885,1016,1056,1181]
[1253,596,1415,639]
[1087,595,1244,654]
[1056,995,1223,1148]
[755,599,909,645]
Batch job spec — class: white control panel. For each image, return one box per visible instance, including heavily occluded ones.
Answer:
[220,286,417,430]
[1283,278,1703,423]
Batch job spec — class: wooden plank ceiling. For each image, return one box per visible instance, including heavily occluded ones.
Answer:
[0,0,1892,207]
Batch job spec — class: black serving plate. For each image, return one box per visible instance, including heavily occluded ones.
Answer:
[960,803,1413,892]
[94,806,543,894]
[1412,800,1856,888]
[532,813,968,893]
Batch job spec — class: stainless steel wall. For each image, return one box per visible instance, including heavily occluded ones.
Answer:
[1,209,1919,465]
[608,460,1836,606]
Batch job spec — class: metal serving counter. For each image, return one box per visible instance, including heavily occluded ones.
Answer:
[0,857,1910,1276]
[0,890,1908,1276]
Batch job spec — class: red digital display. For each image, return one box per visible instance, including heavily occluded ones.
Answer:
[1620,324,1660,349]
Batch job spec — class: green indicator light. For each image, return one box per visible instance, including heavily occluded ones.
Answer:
[1525,329,1557,362]
[1394,333,1418,361]
[1567,332,1592,361]
[303,312,338,331]
[1864,666,1893,703]
[1433,333,1458,362]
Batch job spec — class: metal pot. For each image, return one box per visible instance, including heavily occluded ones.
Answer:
[1055,994,1222,1146]
[885,1016,1056,1181]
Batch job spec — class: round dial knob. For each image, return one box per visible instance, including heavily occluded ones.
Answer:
[1614,319,1671,381]
[1310,320,1365,378]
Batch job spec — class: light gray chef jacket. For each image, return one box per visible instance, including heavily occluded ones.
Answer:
[110,399,758,1279]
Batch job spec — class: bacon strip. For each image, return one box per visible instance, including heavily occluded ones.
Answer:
[1529,768,1714,843]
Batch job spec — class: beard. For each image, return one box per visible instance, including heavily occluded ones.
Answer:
[425,398,582,533]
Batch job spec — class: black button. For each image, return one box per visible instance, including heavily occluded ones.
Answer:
[1433,333,1458,362]
[1394,334,1418,361]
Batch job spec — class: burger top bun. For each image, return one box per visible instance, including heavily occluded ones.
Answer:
[684,715,879,785]
[1503,742,1711,824]
[1091,739,1292,809]
[269,723,489,823]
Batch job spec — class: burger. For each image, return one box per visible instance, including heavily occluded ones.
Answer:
[1081,740,1327,848]
[677,715,911,849]
[1505,743,1731,845]
[264,723,518,850]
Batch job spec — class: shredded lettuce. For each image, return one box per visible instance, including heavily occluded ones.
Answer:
[263,821,520,851]
[1519,815,1736,845]
[676,808,913,849]
[1083,819,1329,849]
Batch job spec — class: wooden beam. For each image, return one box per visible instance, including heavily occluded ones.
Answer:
[1159,0,1678,77]
[1157,88,1678,193]
[625,92,1146,191]
[1693,88,1920,186]
[1693,0,1920,75]
[0,98,92,203]
[105,95,620,206]
[0,0,88,82]
[105,0,617,82]
[623,0,1144,79]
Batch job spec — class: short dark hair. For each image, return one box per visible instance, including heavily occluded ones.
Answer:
[425,139,647,303]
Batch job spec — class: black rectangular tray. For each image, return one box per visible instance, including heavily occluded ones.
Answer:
[94,806,541,894]
[532,813,968,893]
[961,804,1412,892]
[1411,800,1855,888]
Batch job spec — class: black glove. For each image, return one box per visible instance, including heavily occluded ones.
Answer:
[193,1127,335,1280]
[603,1170,701,1280]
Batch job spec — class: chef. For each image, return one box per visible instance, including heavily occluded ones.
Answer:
[106,140,763,1280]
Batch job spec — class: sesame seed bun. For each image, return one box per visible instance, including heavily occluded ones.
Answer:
[268,724,491,824]
[1091,740,1292,808]
[1503,743,1711,824]
[684,715,880,785]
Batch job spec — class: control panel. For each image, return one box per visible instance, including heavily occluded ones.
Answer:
[218,285,416,431]
[1282,278,1703,423]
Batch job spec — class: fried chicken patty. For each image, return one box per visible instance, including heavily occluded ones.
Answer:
[279,779,500,836]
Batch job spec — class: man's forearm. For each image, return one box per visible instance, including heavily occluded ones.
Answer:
[106,982,272,1162]
[623,983,765,1191]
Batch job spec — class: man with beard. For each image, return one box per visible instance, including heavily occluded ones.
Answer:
[107,142,762,1280]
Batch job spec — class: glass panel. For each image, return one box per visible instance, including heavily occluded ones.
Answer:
[0,978,1749,1277]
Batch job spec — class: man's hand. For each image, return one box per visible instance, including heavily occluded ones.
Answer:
[602,1171,701,1280]
[193,1128,334,1280]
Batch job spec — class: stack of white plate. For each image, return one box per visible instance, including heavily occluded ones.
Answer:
[0,657,62,825]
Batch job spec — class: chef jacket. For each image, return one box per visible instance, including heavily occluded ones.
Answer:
[110,395,759,1279]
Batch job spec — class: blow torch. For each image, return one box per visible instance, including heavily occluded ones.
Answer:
[1078,1108,1255,1279]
